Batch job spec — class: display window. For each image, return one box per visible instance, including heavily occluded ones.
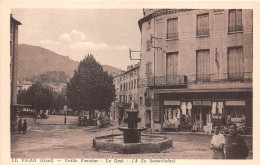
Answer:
[163,106,180,130]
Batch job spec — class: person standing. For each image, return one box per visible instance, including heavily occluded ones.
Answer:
[18,119,22,134]
[225,122,249,159]
[210,124,226,159]
[22,119,27,134]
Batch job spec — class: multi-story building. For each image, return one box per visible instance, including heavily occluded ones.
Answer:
[10,15,22,128]
[138,9,253,132]
[111,64,140,120]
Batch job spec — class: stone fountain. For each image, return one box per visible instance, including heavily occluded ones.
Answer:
[93,108,173,154]
[118,110,147,143]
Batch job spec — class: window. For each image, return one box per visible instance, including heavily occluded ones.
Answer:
[166,52,178,76]
[146,39,151,51]
[120,84,122,91]
[167,18,178,39]
[197,14,209,36]
[196,50,210,81]
[166,52,178,83]
[134,79,136,89]
[228,47,244,80]
[147,20,151,30]
[145,61,152,76]
[229,9,242,32]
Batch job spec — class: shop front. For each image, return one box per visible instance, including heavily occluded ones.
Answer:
[155,91,252,134]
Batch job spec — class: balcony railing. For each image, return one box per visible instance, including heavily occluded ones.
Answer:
[196,29,209,36]
[147,75,188,88]
[139,72,252,87]
[191,72,252,83]
[167,32,178,39]
[228,25,243,32]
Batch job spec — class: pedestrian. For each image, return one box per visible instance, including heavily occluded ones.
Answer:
[118,117,122,126]
[18,119,22,134]
[225,122,249,159]
[210,124,225,159]
[22,119,27,134]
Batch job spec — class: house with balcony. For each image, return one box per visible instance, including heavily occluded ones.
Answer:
[138,9,252,133]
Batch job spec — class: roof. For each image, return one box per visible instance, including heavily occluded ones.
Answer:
[138,9,194,31]
[10,14,22,25]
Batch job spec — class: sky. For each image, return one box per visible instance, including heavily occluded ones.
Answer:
[11,9,143,70]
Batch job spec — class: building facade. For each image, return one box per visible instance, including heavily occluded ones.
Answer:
[138,9,253,133]
[10,15,22,128]
[111,64,140,121]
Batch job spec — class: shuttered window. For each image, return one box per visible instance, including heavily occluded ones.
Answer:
[197,14,209,36]
[196,50,210,81]
[228,47,244,80]
[167,18,178,39]
[228,9,242,32]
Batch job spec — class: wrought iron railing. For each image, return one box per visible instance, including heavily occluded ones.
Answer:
[139,72,252,86]
[147,75,187,87]
[167,32,178,39]
[228,25,243,32]
[196,28,209,36]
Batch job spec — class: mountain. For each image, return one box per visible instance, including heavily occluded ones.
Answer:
[17,44,124,80]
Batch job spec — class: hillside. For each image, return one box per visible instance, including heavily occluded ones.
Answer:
[17,44,123,80]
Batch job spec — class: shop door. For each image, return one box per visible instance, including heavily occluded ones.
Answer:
[201,107,210,126]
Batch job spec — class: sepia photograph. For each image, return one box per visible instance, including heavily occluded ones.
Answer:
[1,1,260,164]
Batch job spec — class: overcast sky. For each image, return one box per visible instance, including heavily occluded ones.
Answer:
[11,9,143,70]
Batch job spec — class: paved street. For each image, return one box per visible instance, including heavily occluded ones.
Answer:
[11,115,252,159]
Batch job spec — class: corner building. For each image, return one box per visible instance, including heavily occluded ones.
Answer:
[138,9,253,132]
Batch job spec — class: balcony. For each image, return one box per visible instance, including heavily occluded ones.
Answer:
[146,75,188,89]
[196,29,209,36]
[228,25,243,32]
[167,32,178,39]
[190,72,252,84]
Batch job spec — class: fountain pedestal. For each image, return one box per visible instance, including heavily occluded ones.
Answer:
[118,110,147,143]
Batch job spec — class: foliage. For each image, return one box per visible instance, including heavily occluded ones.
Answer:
[25,71,69,83]
[17,82,55,111]
[51,87,66,111]
[66,54,116,115]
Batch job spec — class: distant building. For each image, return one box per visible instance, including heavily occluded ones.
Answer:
[138,9,253,132]
[10,14,22,128]
[111,64,140,121]
[17,80,33,92]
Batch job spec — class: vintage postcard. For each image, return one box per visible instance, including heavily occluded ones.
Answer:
[1,0,260,165]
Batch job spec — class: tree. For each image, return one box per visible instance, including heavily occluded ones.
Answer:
[66,54,116,119]
[17,82,55,111]
[52,87,66,112]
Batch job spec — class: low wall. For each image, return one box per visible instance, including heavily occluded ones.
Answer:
[93,135,173,154]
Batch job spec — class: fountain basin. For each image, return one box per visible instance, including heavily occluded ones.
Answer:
[118,126,148,143]
[93,134,173,154]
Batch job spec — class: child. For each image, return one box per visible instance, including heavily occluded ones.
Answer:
[210,124,226,159]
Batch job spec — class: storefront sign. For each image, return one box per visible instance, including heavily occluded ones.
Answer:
[164,101,180,106]
[202,101,211,106]
[226,101,246,106]
[152,101,160,122]
[193,101,201,106]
